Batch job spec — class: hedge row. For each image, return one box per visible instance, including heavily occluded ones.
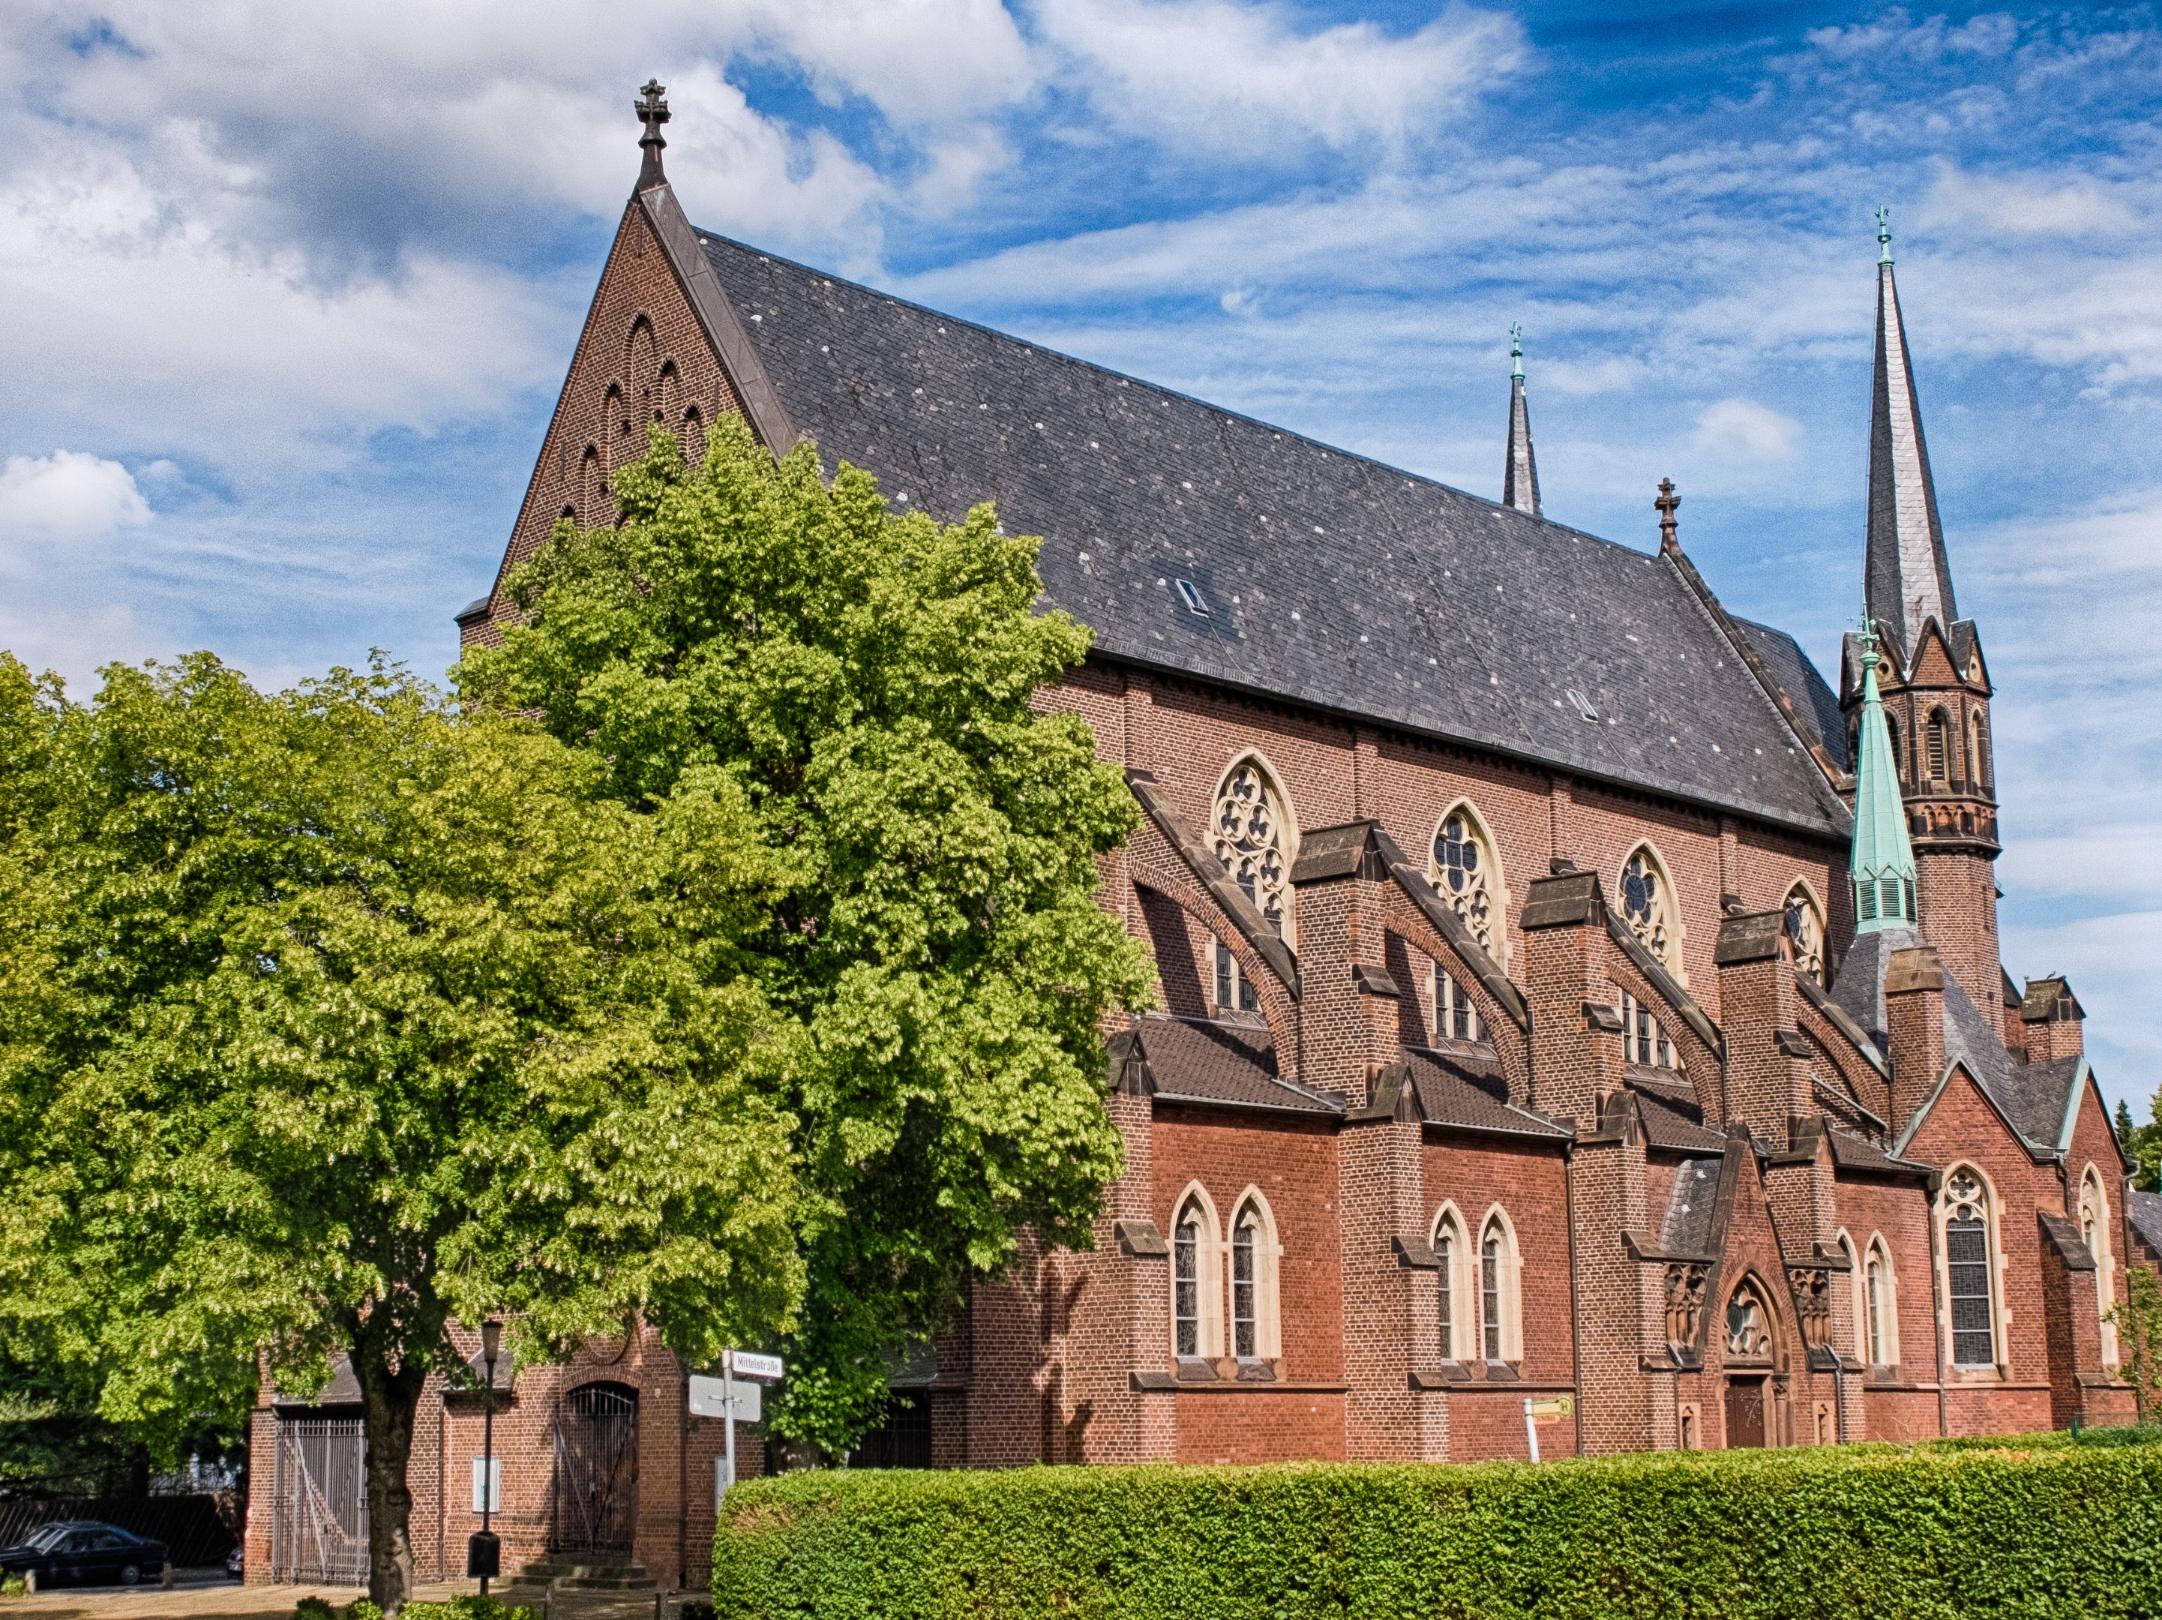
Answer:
[711,1438,2162,1619]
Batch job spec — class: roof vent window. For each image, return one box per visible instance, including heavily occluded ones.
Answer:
[1175,578,1212,617]
[1567,689,1599,722]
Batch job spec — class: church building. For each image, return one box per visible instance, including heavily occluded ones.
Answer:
[248,86,2142,1592]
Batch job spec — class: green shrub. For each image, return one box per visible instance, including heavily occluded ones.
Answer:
[292,1601,337,1620]
[345,1603,384,1620]
[713,1439,2162,1619]
[400,1600,537,1620]
[0,1574,25,1597]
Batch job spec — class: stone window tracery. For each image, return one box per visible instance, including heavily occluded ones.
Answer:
[1865,1238,1898,1367]
[1170,1186,1222,1361]
[2082,1169,2118,1368]
[1726,1280,1773,1361]
[1783,884,1826,984]
[1477,1210,1522,1363]
[1430,803,1505,966]
[1942,1169,1998,1370]
[1229,1193,1282,1362]
[1618,846,1678,971]
[1213,758,1294,944]
[1618,991,1680,1071]
[1429,961,1483,1044]
[1433,1208,1469,1362]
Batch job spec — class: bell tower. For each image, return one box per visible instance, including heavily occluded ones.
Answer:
[1842,209,2000,1013]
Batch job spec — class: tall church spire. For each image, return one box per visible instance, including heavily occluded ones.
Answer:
[1866,208,1957,651]
[1502,322,1540,517]
[1849,615,1918,934]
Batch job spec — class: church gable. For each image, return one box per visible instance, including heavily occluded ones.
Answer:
[461,197,744,646]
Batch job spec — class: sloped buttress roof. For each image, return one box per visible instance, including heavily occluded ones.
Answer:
[695,233,1848,840]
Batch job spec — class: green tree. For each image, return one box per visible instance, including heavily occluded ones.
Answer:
[2120,1097,2162,1194]
[2108,1266,2162,1424]
[0,653,801,1612]
[458,418,1152,1455]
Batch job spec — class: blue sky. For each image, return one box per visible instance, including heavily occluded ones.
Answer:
[2,1,2158,1108]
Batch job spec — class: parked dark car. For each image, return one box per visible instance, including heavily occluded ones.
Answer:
[0,1520,169,1589]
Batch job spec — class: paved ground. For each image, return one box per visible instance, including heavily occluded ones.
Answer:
[0,1579,688,1618]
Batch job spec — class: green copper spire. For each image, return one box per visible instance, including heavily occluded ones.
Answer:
[1510,321,1524,380]
[1849,613,1918,933]
[1876,204,1893,265]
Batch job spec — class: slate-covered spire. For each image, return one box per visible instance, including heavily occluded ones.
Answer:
[1866,208,1957,652]
[1502,322,1540,517]
[1849,614,1918,934]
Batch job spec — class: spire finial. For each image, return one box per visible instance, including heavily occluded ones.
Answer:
[1509,321,1524,381]
[1856,606,1880,673]
[1875,204,1893,265]
[1654,477,1680,553]
[636,79,671,191]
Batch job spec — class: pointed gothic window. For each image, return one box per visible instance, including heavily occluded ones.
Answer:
[1969,710,1991,793]
[1213,758,1294,943]
[1943,1169,1998,1369]
[1926,708,1953,785]
[1428,960,1482,1044]
[1475,1211,1522,1363]
[1783,885,1826,983]
[1170,1188,1222,1360]
[2082,1170,2118,1368]
[1618,846,1678,971]
[1433,1209,1469,1362]
[1726,1280,1773,1361]
[1430,804,1505,965]
[1228,1194,1282,1362]
[1885,713,1904,784]
[1865,1239,1898,1367]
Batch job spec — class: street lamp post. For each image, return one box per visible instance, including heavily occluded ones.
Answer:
[475,1318,503,1596]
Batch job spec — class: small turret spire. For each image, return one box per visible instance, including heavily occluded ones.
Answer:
[636,79,671,192]
[1654,477,1680,553]
[1501,323,1540,517]
[1866,207,1958,653]
[1849,611,1919,934]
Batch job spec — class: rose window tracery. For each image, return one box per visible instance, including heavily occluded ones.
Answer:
[1619,847,1676,968]
[1213,762,1291,941]
[1431,809,1501,961]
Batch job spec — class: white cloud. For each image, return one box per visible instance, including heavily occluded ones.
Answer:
[1029,0,1525,159]
[0,451,152,543]
[1688,399,1802,464]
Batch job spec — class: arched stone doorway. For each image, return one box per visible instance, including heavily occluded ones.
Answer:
[551,1382,638,1558]
[1720,1275,1790,1448]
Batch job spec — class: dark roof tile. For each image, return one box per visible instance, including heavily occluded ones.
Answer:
[698,232,1848,839]
[1401,1047,1567,1139]
[1123,1015,1339,1116]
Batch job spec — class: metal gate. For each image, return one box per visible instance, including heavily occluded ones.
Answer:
[551,1384,637,1557]
[271,1417,369,1584]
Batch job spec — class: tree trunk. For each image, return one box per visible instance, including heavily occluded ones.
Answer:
[352,1336,429,1617]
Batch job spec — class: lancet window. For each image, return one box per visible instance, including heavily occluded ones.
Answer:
[1618,846,1678,971]
[1213,759,1294,944]
[1430,804,1505,965]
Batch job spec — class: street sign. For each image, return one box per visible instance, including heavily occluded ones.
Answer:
[731,1351,786,1381]
[1527,1396,1574,1420]
[689,1375,761,1422]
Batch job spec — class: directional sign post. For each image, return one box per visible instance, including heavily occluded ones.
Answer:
[704,1350,786,1504]
[1521,1395,1573,1463]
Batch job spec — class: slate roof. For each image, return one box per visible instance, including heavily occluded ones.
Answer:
[2129,1190,2162,1258]
[1628,1076,1728,1153]
[1119,1015,1339,1115]
[696,232,1849,840]
[1832,928,2069,1156]
[1827,1127,1931,1179]
[1661,1157,1725,1257]
[1737,617,1849,771]
[1401,1047,1568,1139]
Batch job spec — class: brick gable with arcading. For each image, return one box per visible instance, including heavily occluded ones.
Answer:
[245,86,2148,1590]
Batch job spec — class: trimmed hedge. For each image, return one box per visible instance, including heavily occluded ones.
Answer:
[712,1439,2162,1619]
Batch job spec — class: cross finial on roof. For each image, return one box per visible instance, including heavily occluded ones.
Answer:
[1856,607,1880,673]
[1875,204,1893,265]
[1509,321,1524,380]
[636,79,671,191]
[1654,477,1680,553]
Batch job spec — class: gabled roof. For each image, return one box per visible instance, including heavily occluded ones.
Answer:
[1110,1014,1340,1116]
[694,231,1849,841]
[1400,1046,1568,1140]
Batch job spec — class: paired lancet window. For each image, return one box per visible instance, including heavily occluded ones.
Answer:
[1843,1230,1899,1368]
[1171,1187,1281,1364]
[1618,846,1679,973]
[1429,962,1483,1044]
[1213,758,1295,945]
[1618,991,1680,1070]
[1433,1206,1520,1364]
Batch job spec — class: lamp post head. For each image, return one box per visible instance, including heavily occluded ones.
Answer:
[481,1318,503,1371]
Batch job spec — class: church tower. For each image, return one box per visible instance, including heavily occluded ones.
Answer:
[1501,324,1540,517]
[1843,211,2000,1013]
